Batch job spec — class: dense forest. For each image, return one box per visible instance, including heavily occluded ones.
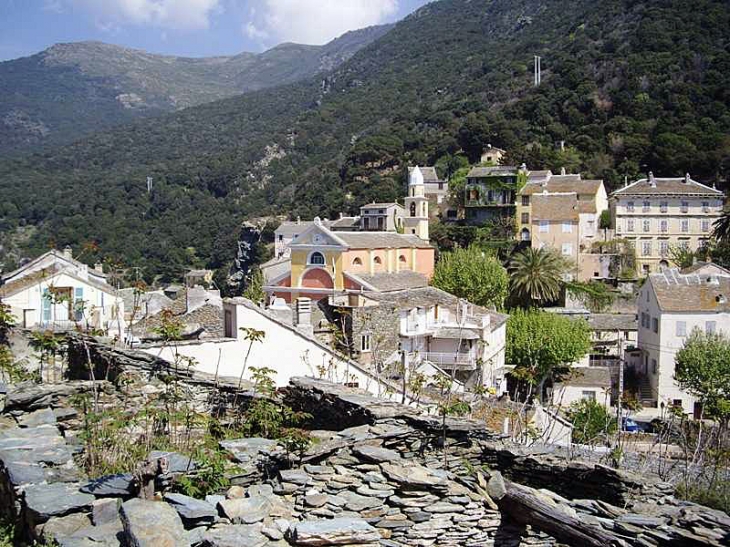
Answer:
[0,0,728,284]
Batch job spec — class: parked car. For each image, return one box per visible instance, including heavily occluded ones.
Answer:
[621,417,640,433]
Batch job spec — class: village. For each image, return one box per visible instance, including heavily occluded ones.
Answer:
[2,143,729,546]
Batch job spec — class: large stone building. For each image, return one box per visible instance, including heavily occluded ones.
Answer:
[464,165,528,225]
[632,266,730,418]
[611,173,724,275]
[359,203,404,232]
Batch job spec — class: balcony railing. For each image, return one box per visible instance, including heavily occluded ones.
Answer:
[420,350,477,370]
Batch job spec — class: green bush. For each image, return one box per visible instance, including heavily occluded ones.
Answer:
[567,398,617,445]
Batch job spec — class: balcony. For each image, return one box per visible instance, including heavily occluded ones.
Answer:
[420,350,478,370]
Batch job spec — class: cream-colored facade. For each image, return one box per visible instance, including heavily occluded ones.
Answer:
[612,174,724,275]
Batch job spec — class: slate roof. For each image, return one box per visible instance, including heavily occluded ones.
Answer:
[531,194,580,221]
[521,176,603,196]
[0,265,115,298]
[360,286,509,331]
[587,314,638,331]
[134,304,224,340]
[360,203,404,210]
[409,166,443,183]
[329,216,360,230]
[559,367,611,388]
[275,220,317,239]
[649,270,730,312]
[467,166,518,178]
[2,249,108,282]
[611,177,723,197]
[336,231,432,249]
[680,261,730,277]
[260,256,292,283]
[350,271,430,292]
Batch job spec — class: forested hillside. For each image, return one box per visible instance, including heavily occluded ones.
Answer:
[0,25,391,155]
[1,0,728,283]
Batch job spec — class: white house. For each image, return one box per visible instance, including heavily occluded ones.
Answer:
[634,267,730,418]
[0,248,124,337]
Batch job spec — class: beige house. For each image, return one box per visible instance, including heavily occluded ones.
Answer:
[480,145,505,165]
[611,173,724,275]
[0,248,124,337]
[633,267,730,418]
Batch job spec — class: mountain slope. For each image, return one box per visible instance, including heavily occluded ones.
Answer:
[1,0,728,283]
[0,24,392,155]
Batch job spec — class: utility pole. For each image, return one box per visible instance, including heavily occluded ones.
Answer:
[146,176,153,193]
[616,329,625,447]
[534,55,542,86]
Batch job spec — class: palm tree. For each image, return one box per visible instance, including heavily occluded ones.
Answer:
[509,247,568,306]
[712,208,730,242]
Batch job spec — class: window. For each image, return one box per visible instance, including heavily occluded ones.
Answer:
[643,220,651,232]
[521,212,529,224]
[522,195,530,206]
[701,219,710,232]
[652,359,658,374]
[627,201,635,212]
[42,288,51,322]
[660,201,668,213]
[562,221,572,233]
[409,202,416,217]
[672,399,683,409]
[581,391,596,401]
[352,257,363,266]
[539,220,549,233]
[520,228,530,241]
[309,252,325,265]
[643,200,651,212]
[660,241,669,257]
[678,240,689,251]
[660,220,668,233]
[642,240,652,256]
[224,310,233,338]
[681,200,689,213]
[373,256,382,266]
[278,234,283,241]
[705,321,717,334]
[702,201,710,213]
[676,321,687,337]
[74,287,84,321]
[587,220,595,231]
[681,219,689,233]
[360,333,372,352]
[399,254,407,264]
[561,243,573,256]
[652,317,658,333]
[627,219,635,232]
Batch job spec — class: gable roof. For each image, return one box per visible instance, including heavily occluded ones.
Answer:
[531,193,580,222]
[611,176,723,197]
[648,269,730,312]
[521,175,604,196]
[2,249,107,282]
[335,231,432,249]
[346,270,430,292]
[558,367,611,388]
[409,166,442,183]
[289,220,350,248]
[680,261,730,277]
[467,166,518,178]
[360,203,404,210]
[0,264,116,298]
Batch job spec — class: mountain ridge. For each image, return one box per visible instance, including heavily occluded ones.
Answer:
[0,24,393,155]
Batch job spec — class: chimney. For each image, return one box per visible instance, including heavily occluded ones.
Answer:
[269,298,293,325]
[560,166,566,176]
[487,143,493,150]
[296,216,301,225]
[684,173,691,184]
[648,172,656,188]
[63,246,73,260]
[94,262,104,274]
[560,140,565,151]
[294,297,313,335]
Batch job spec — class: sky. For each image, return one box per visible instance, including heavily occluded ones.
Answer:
[0,0,432,61]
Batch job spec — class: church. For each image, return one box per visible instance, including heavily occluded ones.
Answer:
[265,167,435,303]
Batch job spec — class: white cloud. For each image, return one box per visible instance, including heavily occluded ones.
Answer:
[246,0,398,45]
[70,0,221,31]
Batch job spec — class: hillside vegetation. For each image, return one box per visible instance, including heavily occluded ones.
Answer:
[0,0,728,283]
[0,25,391,155]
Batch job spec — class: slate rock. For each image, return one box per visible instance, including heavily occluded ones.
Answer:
[80,474,134,497]
[200,524,269,547]
[150,451,196,474]
[289,518,380,545]
[338,490,382,512]
[24,483,95,522]
[380,462,449,489]
[92,498,121,526]
[5,460,46,485]
[39,512,92,541]
[120,498,187,547]
[217,495,271,524]
[164,493,217,525]
[279,469,311,486]
[352,445,401,463]
[17,407,57,428]
[219,437,281,463]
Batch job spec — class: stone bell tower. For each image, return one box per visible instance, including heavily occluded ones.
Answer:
[404,166,429,241]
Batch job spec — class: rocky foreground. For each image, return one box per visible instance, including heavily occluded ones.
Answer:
[0,372,729,547]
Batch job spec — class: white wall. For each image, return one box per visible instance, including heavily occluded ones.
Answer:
[552,384,610,409]
[141,299,418,403]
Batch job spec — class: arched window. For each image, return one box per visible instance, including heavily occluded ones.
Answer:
[373,256,382,266]
[352,257,363,266]
[520,228,531,241]
[410,202,416,217]
[399,255,407,263]
[309,252,325,265]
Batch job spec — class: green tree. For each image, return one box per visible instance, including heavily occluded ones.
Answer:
[567,398,617,445]
[675,330,730,424]
[712,208,730,243]
[243,268,265,303]
[668,244,696,269]
[431,246,508,310]
[506,309,591,401]
[508,247,569,306]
